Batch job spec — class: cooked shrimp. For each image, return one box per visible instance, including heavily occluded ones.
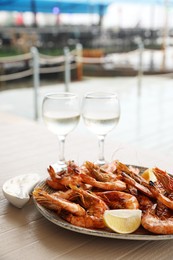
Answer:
[47,163,83,189]
[33,188,61,212]
[62,187,108,229]
[116,161,144,184]
[101,160,117,174]
[153,167,173,194]
[53,189,78,200]
[116,162,173,210]
[33,188,85,216]
[141,205,173,234]
[63,213,106,229]
[73,187,109,217]
[137,194,154,212]
[80,173,126,191]
[155,200,173,219]
[83,161,117,182]
[47,165,65,181]
[125,183,138,196]
[121,172,154,197]
[145,182,173,211]
[35,160,173,234]
[116,161,155,197]
[46,177,66,190]
[95,191,139,209]
[125,171,173,211]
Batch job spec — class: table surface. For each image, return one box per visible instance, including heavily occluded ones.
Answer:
[1,111,173,260]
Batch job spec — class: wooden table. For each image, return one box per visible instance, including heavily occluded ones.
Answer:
[1,112,173,260]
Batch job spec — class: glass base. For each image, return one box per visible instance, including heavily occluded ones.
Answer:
[94,159,107,166]
[51,161,67,173]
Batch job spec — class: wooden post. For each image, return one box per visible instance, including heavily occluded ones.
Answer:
[137,38,144,97]
[161,0,169,71]
[0,64,5,89]
[31,46,40,121]
[76,43,83,81]
[64,47,70,92]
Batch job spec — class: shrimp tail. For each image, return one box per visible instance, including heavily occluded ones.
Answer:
[153,167,173,193]
[33,188,86,216]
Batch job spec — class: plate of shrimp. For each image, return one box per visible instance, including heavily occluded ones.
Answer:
[32,160,173,240]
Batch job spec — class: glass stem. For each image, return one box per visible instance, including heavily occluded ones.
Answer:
[98,135,105,163]
[58,135,66,163]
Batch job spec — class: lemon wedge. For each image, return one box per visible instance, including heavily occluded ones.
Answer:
[141,168,157,182]
[103,209,142,234]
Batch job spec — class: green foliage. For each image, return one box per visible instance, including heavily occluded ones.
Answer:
[0,47,75,57]
[38,48,64,56]
[0,47,23,57]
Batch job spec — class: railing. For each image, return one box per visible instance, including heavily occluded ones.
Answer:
[0,44,83,120]
[2,41,165,120]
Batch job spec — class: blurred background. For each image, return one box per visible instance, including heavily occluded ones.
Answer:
[0,0,173,78]
[1,0,173,158]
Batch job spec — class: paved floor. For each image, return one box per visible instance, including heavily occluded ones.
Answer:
[1,75,173,160]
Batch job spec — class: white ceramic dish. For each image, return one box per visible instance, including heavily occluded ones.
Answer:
[3,173,40,208]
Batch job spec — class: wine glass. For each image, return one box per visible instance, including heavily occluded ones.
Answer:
[82,91,120,166]
[42,92,80,171]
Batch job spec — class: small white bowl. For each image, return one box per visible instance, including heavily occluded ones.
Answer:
[2,173,40,208]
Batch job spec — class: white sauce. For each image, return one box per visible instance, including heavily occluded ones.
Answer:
[2,173,40,208]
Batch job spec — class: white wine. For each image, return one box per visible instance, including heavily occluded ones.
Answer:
[44,114,80,136]
[83,116,119,136]
[42,92,80,168]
